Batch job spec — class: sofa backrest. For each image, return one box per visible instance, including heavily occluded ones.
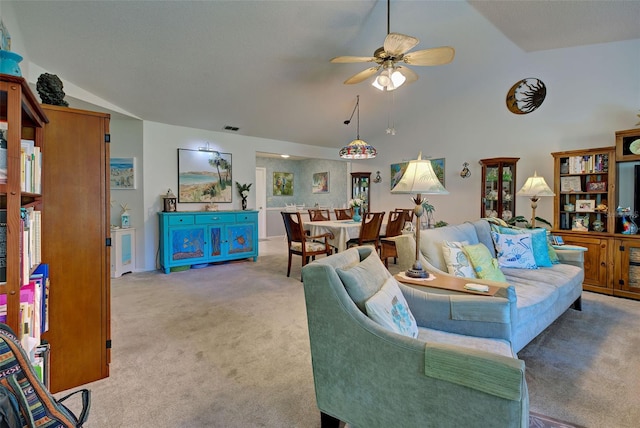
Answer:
[419,222,480,271]
[470,219,497,258]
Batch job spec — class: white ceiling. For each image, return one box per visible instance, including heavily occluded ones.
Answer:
[7,0,640,150]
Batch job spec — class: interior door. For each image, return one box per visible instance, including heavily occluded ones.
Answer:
[256,167,267,239]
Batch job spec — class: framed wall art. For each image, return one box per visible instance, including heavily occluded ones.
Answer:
[312,172,329,194]
[110,157,136,190]
[178,149,232,203]
[273,172,293,196]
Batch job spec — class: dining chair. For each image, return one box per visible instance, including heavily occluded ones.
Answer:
[394,208,415,223]
[334,208,353,220]
[346,211,385,252]
[308,209,331,222]
[380,210,408,267]
[281,212,333,279]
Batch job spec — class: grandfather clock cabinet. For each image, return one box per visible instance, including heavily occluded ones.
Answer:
[41,105,111,393]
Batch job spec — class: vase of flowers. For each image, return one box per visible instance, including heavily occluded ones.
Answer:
[349,198,363,222]
[236,182,252,211]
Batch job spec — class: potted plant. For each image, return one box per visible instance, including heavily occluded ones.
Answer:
[235,182,252,210]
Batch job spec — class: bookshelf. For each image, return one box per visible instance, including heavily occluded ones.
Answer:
[0,75,48,336]
[40,105,111,393]
[552,139,640,300]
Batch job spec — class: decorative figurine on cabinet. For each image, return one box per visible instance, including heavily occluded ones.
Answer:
[163,189,177,212]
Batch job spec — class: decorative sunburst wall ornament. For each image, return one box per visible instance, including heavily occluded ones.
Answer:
[506,78,546,114]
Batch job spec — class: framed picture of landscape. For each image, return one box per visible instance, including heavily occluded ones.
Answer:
[178,149,232,203]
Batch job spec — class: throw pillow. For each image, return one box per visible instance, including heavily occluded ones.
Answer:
[462,243,507,282]
[336,250,391,312]
[441,240,476,278]
[491,231,538,269]
[494,225,553,267]
[547,243,560,264]
[365,276,419,338]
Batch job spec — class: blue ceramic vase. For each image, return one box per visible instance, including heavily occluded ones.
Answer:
[353,207,361,222]
[0,51,23,76]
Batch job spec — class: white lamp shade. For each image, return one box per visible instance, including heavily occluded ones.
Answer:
[391,153,449,194]
[517,171,555,197]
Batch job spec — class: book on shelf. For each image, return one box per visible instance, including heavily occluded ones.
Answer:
[0,209,5,283]
[0,120,7,183]
[20,139,41,193]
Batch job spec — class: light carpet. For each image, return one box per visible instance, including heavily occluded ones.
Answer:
[57,237,639,427]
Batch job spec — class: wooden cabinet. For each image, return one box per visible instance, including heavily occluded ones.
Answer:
[40,105,111,393]
[559,234,612,293]
[614,239,640,299]
[351,172,370,213]
[0,75,47,334]
[552,135,640,300]
[479,157,518,220]
[551,147,614,233]
[158,211,258,273]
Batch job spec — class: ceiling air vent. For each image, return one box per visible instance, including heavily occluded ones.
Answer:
[223,125,240,131]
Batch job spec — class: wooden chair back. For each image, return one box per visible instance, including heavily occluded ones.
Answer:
[334,208,353,220]
[385,210,406,238]
[394,208,414,223]
[351,211,385,250]
[308,209,331,222]
[282,211,305,244]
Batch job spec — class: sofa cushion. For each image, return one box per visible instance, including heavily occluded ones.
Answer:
[365,276,419,338]
[336,250,391,312]
[492,225,552,267]
[441,240,476,278]
[420,222,480,271]
[462,243,507,282]
[491,231,538,269]
[418,327,514,357]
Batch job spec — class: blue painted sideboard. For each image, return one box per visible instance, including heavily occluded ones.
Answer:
[158,211,258,273]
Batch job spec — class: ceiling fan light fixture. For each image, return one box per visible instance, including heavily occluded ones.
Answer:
[372,67,406,91]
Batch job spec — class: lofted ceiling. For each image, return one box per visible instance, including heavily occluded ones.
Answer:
[6,1,640,151]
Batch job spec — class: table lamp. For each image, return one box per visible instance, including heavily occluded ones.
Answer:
[391,153,449,278]
[516,171,555,228]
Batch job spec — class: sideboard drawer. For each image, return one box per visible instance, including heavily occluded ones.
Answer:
[195,213,235,224]
[236,212,258,223]
[168,215,194,226]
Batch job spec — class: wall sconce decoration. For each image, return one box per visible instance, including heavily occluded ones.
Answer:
[460,162,470,178]
[373,171,382,183]
[163,189,177,212]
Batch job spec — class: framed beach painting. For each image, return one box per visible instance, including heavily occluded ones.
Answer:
[273,172,294,196]
[110,157,136,189]
[390,162,409,190]
[178,149,232,203]
[312,172,329,194]
[430,158,446,187]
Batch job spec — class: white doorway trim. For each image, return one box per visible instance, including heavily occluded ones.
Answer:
[255,167,267,239]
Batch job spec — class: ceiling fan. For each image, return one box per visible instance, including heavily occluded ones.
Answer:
[331,0,455,91]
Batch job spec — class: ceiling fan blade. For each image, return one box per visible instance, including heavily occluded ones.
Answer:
[384,32,419,56]
[395,66,419,84]
[344,66,380,85]
[403,46,455,66]
[330,55,377,64]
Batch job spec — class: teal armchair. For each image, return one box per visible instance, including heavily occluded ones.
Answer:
[302,247,529,428]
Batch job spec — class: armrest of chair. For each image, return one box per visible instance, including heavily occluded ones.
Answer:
[400,283,514,341]
[425,342,526,401]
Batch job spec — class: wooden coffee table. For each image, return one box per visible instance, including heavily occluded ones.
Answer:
[394,273,500,296]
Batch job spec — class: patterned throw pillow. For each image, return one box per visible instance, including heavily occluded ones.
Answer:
[441,240,476,278]
[493,225,553,267]
[365,276,419,338]
[491,231,538,269]
[462,243,507,282]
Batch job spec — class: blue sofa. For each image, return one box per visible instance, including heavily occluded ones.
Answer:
[393,219,585,352]
[302,247,529,428]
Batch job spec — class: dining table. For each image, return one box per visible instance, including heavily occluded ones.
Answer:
[305,219,387,253]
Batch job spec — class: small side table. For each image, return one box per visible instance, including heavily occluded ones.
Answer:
[111,227,136,278]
